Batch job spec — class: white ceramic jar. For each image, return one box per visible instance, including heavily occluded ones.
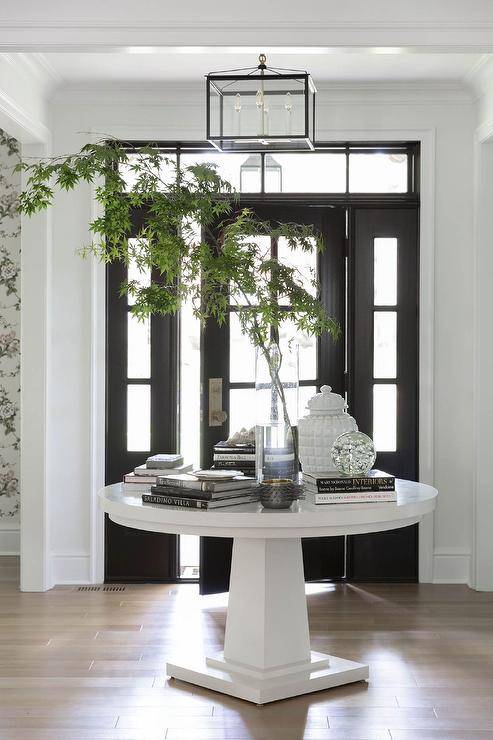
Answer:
[298,385,358,474]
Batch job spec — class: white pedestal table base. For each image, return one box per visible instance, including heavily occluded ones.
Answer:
[166,537,369,704]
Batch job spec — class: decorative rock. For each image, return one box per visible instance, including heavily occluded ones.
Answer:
[226,427,255,446]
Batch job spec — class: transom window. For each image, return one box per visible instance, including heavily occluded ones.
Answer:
[121,142,418,196]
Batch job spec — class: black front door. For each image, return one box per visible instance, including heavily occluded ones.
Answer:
[199,203,420,594]
[199,203,347,594]
[105,258,179,582]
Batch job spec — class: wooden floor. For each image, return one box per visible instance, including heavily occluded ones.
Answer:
[1,557,493,739]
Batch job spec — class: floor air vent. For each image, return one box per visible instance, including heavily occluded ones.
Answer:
[78,586,126,592]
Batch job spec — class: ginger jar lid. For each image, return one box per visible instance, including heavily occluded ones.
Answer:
[306,385,347,415]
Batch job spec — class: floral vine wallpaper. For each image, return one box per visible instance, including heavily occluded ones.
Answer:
[0,129,20,520]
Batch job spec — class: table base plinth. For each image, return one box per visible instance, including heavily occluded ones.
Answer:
[166,652,368,704]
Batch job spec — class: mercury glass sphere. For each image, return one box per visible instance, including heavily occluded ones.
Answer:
[331,431,376,476]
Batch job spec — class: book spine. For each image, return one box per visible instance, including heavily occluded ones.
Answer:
[143,494,208,509]
[212,459,255,468]
[124,480,152,485]
[314,493,397,504]
[307,476,395,487]
[125,475,156,483]
[313,482,395,493]
[213,453,255,462]
[155,477,205,490]
[213,446,255,453]
[122,485,152,492]
[151,485,211,500]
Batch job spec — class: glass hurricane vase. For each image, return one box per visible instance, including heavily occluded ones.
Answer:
[255,341,299,484]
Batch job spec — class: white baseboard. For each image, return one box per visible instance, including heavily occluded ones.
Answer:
[0,523,20,555]
[31,548,477,587]
[51,553,92,585]
[433,548,471,584]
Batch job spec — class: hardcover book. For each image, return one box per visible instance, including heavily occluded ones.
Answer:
[214,442,255,452]
[303,469,395,492]
[213,452,256,462]
[155,473,256,492]
[142,492,258,509]
[124,473,158,484]
[150,484,256,501]
[312,490,397,504]
[212,459,255,468]
[134,463,193,477]
[122,482,153,493]
[146,453,184,469]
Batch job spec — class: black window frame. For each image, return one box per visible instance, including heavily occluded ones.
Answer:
[123,140,419,200]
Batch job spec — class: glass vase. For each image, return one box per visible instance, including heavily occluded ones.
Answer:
[255,341,299,483]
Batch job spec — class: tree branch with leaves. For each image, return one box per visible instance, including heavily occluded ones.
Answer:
[16,139,340,464]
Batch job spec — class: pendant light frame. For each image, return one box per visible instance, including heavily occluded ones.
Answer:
[206,55,317,153]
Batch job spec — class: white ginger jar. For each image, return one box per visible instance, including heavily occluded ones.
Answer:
[298,385,358,474]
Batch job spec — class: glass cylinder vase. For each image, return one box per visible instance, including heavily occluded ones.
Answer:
[255,341,299,483]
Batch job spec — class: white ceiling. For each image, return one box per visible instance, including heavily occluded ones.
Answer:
[40,51,485,85]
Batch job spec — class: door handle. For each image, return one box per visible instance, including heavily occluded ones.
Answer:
[209,377,227,427]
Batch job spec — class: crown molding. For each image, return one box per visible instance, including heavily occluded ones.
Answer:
[0,83,50,142]
[0,52,61,96]
[51,79,473,107]
[466,55,493,100]
[2,21,493,52]
[2,0,493,50]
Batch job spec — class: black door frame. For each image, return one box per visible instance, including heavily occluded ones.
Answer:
[104,140,420,585]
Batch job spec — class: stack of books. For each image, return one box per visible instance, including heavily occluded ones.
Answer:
[123,454,193,493]
[213,441,256,477]
[143,471,258,509]
[303,470,396,505]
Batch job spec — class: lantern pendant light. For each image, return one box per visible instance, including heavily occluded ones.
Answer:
[206,53,316,152]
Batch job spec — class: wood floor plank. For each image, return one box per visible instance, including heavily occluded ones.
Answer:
[0,558,492,739]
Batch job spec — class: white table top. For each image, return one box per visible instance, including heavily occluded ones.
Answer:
[99,480,437,539]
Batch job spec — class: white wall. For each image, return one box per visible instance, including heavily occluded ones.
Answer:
[44,81,476,585]
[468,60,493,590]
[0,55,53,588]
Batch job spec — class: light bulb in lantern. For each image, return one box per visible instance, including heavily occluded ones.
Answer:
[234,93,242,136]
[284,92,293,135]
[263,103,270,135]
[256,89,265,135]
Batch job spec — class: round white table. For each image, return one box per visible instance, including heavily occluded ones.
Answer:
[99,480,437,704]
